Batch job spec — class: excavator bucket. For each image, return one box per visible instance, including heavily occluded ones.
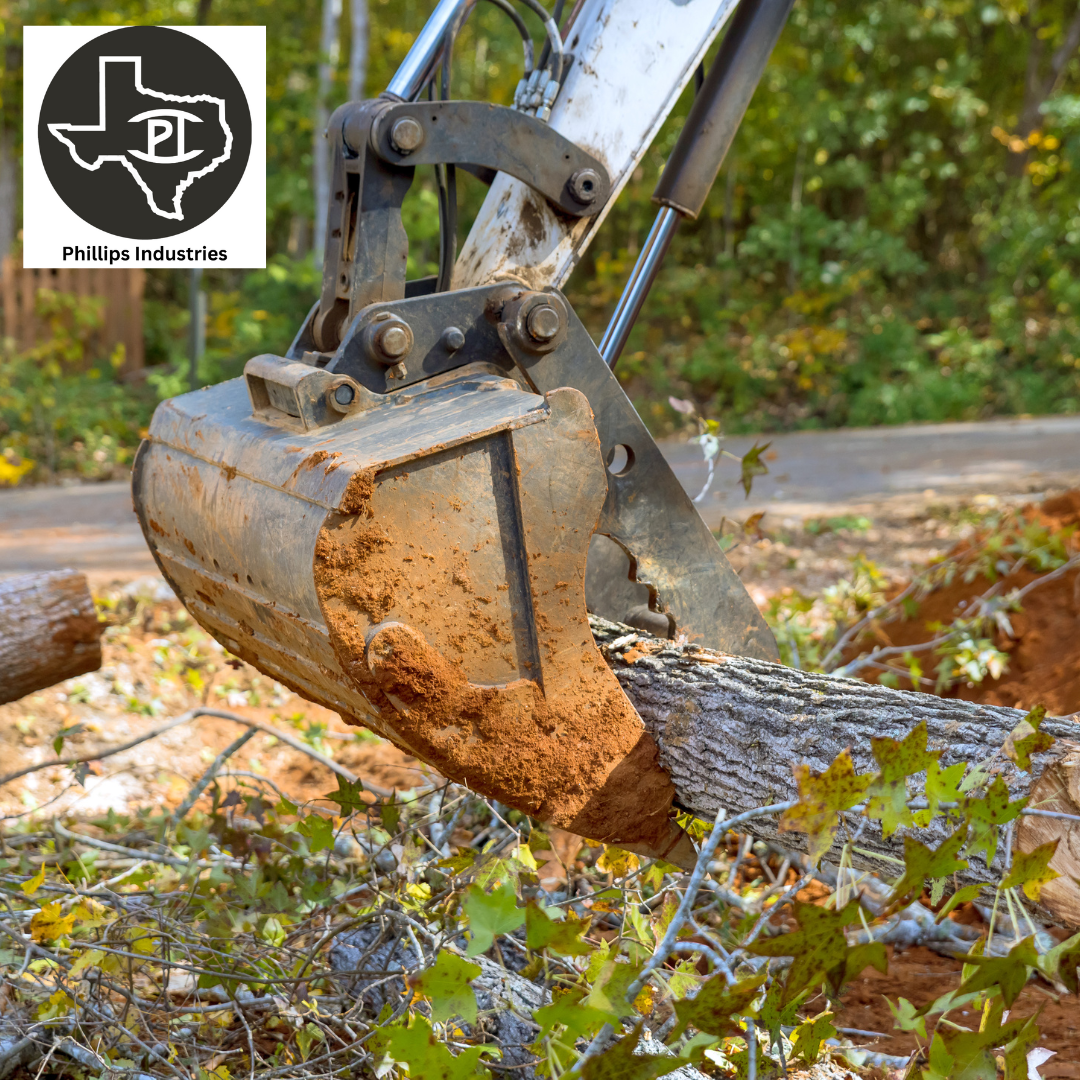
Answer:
[132,1,785,863]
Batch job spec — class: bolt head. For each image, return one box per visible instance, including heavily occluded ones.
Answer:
[568,167,601,204]
[390,116,424,154]
[333,383,356,406]
[442,326,465,352]
[526,304,561,342]
[377,324,411,358]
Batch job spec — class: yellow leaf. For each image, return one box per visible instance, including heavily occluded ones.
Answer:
[596,846,640,877]
[37,989,72,1021]
[30,902,76,943]
[20,865,46,897]
[68,948,106,979]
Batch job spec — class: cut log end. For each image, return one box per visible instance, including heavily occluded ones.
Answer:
[0,570,103,704]
[1016,742,1080,927]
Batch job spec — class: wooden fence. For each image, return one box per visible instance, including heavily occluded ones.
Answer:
[0,257,145,374]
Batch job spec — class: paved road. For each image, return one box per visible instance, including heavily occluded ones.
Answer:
[2,414,1078,581]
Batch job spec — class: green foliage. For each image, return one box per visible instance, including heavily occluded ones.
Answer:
[373,1014,492,1079]
[409,951,483,1025]
[462,879,524,957]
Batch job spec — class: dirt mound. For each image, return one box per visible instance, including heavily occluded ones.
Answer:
[854,491,1080,715]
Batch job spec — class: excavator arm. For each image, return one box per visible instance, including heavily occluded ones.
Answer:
[132,0,792,865]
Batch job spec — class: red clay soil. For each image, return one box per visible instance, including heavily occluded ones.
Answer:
[853,490,1080,715]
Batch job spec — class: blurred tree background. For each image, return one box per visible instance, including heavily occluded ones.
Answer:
[3,0,1080,482]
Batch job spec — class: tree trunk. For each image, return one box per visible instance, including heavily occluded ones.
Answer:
[312,0,343,261]
[348,0,369,101]
[0,571,102,704]
[589,617,1080,929]
[0,118,17,261]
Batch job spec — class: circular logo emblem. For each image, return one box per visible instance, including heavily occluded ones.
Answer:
[39,26,252,240]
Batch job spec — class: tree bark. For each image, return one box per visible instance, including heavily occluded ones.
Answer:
[312,0,343,261]
[348,0,369,101]
[0,571,102,704]
[589,617,1080,929]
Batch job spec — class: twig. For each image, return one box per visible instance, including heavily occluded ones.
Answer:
[172,728,258,824]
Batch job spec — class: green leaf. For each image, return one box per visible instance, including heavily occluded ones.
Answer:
[525,901,593,957]
[1000,1014,1042,1080]
[935,883,987,923]
[409,951,482,1025]
[789,1011,836,1065]
[927,998,1028,1080]
[532,991,612,1074]
[916,759,967,826]
[1000,840,1060,901]
[670,973,766,1038]
[756,981,805,1047]
[886,997,926,1039]
[746,899,865,1004]
[372,1014,491,1079]
[323,775,366,815]
[296,814,335,853]
[462,880,524,957]
[380,797,401,835]
[1037,930,1080,993]
[739,441,771,497]
[778,750,874,862]
[584,953,644,1021]
[580,1023,693,1080]
[865,721,941,835]
[962,776,1028,864]
[954,936,1039,1008]
[887,827,969,908]
[1004,705,1054,772]
[843,941,888,984]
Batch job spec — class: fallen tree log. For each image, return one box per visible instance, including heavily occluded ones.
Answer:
[0,570,102,705]
[589,616,1080,930]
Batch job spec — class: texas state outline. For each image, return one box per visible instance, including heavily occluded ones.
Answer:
[47,54,233,221]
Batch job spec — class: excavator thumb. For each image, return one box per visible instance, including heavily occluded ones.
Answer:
[132,0,789,865]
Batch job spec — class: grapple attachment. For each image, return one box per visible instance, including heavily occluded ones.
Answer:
[133,75,779,862]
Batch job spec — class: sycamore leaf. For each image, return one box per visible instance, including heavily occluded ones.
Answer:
[408,951,481,1025]
[962,776,1028,864]
[323,775,366,815]
[789,1011,836,1065]
[30,901,75,943]
[463,880,524,957]
[585,955,644,1020]
[1000,1014,1043,1080]
[757,981,806,1046]
[887,827,969,908]
[531,991,612,1074]
[1004,705,1054,772]
[929,997,1028,1080]
[380,798,401,835]
[68,948,106,979]
[936,883,987,923]
[580,1024,693,1080]
[20,865,45,896]
[1001,840,1060,902]
[746,899,864,1004]
[1037,931,1080,993]
[525,901,593,957]
[740,441,771,497]
[297,814,335,854]
[670,973,766,1038]
[886,997,927,1039]
[371,1014,490,1079]
[917,759,968,826]
[778,750,874,862]
[865,721,941,835]
[436,852,476,875]
[596,846,639,877]
[955,936,1039,1008]
[843,941,888,984]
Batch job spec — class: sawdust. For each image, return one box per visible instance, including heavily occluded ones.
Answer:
[311,467,689,858]
[852,489,1080,715]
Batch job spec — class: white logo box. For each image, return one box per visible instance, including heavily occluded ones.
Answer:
[24,25,265,269]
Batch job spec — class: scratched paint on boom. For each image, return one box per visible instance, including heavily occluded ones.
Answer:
[22,23,266,269]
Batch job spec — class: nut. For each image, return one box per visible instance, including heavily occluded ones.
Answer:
[390,116,424,154]
[526,304,561,342]
[568,167,601,204]
[375,323,411,359]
